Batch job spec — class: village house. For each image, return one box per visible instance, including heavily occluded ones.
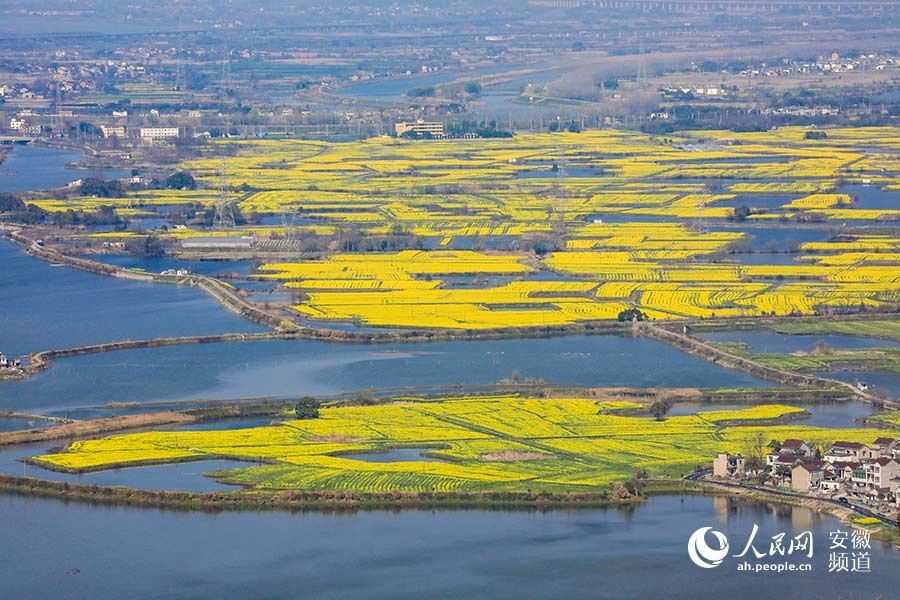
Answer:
[824,441,866,463]
[713,453,745,479]
[717,438,900,505]
[864,458,900,492]
[781,439,813,457]
[767,452,800,481]
[868,438,899,459]
[791,460,827,492]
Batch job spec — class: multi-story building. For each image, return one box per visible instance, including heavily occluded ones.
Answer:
[395,120,445,138]
[713,453,745,479]
[139,127,179,140]
[101,125,127,138]
[823,441,866,463]
[791,460,827,492]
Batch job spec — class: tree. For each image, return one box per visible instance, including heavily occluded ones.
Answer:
[463,81,482,95]
[732,205,751,222]
[294,397,320,419]
[767,439,782,453]
[0,193,24,212]
[617,308,647,322]
[744,432,767,474]
[519,232,562,256]
[124,234,165,257]
[79,178,125,198]
[165,171,196,190]
[407,86,435,98]
[649,399,671,421]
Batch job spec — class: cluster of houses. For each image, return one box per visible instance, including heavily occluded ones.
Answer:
[714,437,900,507]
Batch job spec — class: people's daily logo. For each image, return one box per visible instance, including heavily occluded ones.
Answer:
[687,527,730,568]
[686,525,872,574]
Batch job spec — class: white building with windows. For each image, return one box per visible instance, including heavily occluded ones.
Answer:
[139,127,179,140]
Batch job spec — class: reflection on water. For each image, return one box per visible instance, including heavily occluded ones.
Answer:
[1,494,896,599]
[340,447,447,463]
[0,335,771,415]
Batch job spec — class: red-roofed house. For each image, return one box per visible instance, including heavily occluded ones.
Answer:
[781,439,812,457]
[824,441,865,463]
[792,460,827,492]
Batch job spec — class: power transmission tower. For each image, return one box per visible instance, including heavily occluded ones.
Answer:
[175,54,185,91]
[213,161,236,231]
[692,197,709,235]
[281,206,303,256]
[221,38,233,93]
[636,40,647,88]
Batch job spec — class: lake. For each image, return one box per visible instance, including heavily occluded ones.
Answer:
[0,240,265,358]
[667,399,879,429]
[1,493,896,599]
[86,254,255,278]
[0,334,771,416]
[0,442,245,493]
[698,331,899,354]
[824,370,900,400]
[0,145,127,193]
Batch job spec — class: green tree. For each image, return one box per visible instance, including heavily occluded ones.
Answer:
[617,308,647,322]
[732,205,751,222]
[649,399,671,421]
[294,396,321,419]
[165,171,196,190]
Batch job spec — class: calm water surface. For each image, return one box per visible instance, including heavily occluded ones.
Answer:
[0,442,245,492]
[1,494,896,599]
[0,145,126,192]
[699,331,898,354]
[0,240,264,357]
[0,336,771,415]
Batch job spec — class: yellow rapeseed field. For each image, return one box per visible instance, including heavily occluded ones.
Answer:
[32,397,897,494]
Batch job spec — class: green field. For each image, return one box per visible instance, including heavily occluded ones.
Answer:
[769,319,900,343]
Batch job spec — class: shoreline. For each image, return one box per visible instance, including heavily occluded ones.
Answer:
[0,472,896,551]
[0,404,896,543]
